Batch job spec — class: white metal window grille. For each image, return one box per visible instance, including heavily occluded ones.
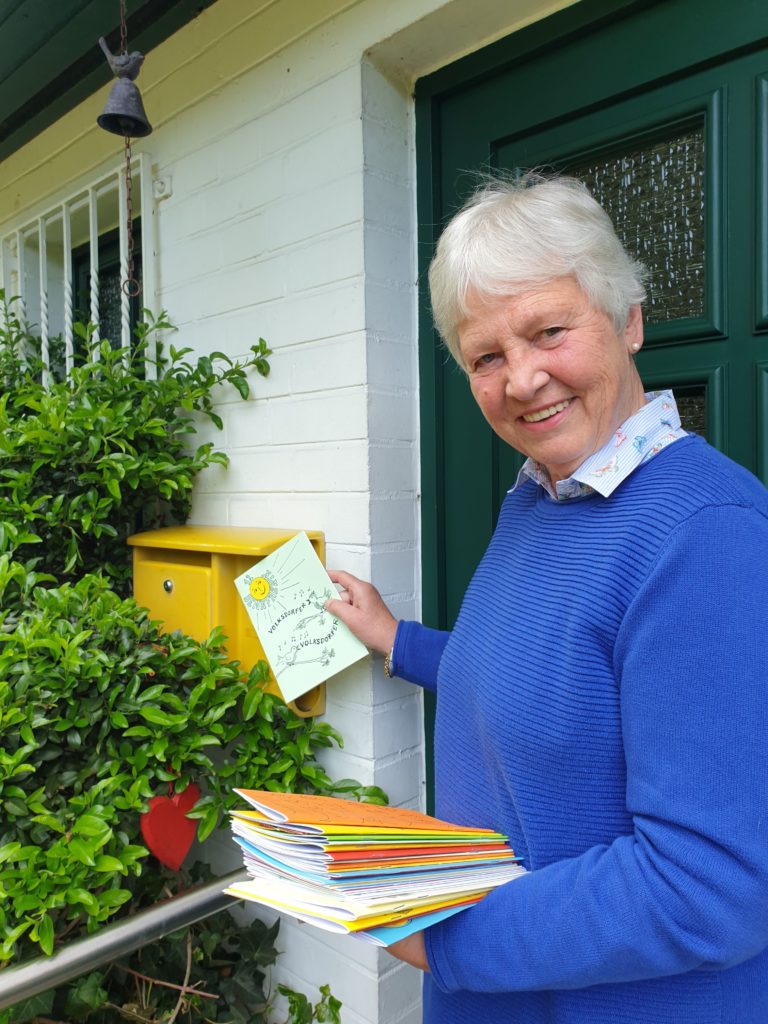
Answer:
[0,151,156,377]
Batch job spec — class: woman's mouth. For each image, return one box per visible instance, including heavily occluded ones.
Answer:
[521,399,572,424]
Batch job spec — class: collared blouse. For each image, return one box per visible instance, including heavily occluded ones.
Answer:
[514,390,687,501]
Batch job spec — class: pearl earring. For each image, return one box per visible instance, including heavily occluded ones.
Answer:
[631,342,640,352]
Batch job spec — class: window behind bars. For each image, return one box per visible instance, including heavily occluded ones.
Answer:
[0,152,156,378]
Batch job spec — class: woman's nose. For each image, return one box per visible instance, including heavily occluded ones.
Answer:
[504,356,550,401]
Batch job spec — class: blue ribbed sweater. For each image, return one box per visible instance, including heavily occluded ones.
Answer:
[394,435,768,1024]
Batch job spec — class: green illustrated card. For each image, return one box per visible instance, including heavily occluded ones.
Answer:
[234,531,369,703]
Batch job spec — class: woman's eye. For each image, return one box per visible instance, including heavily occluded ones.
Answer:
[536,326,566,347]
[474,353,500,372]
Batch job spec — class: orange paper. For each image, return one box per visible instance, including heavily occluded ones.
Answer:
[235,789,505,836]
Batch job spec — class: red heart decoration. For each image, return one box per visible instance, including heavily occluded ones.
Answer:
[140,782,201,871]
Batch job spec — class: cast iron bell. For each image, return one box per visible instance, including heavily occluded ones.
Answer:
[97,36,153,137]
[98,78,152,137]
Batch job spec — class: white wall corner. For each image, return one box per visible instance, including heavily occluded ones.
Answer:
[365,0,580,90]
[359,56,425,811]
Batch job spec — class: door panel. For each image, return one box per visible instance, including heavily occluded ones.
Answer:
[419,0,768,615]
[495,77,727,344]
[416,0,768,803]
[759,363,768,479]
[490,60,753,462]
[758,74,768,332]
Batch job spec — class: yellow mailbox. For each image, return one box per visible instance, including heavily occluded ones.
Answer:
[127,525,326,717]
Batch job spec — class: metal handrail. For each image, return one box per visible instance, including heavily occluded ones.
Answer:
[0,868,249,1009]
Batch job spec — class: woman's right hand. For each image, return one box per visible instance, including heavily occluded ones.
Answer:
[325,570,398,656]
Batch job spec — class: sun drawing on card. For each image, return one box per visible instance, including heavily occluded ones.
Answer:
[242,570,278,613]
[240,537,310,629]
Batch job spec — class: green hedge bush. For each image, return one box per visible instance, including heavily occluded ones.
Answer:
[0,296,383,1023]
[0,304,270,593]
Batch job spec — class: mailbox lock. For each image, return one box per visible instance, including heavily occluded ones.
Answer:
[163,578,174,593]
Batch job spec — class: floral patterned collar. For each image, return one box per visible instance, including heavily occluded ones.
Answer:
[512,390,688,501]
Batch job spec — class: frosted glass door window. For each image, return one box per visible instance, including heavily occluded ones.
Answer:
[570,123,706,324]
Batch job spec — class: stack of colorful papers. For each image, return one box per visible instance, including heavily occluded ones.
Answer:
[224,790,525,947]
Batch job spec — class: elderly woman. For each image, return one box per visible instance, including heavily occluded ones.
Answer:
[326,175,768,1024]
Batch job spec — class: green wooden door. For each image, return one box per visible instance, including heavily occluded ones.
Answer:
[416,0,768,801]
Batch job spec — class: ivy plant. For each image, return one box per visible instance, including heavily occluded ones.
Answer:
[0,296,271,593]
[0,299,385,1022]
[0,568,368,967]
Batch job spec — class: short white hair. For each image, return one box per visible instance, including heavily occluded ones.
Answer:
[428,173,647,366]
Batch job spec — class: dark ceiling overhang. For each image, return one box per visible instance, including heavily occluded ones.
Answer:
[0,0,219,163]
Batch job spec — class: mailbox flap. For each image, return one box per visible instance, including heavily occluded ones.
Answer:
[134,561,213,642]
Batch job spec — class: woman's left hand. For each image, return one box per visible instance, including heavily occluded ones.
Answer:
[387,931,430,972]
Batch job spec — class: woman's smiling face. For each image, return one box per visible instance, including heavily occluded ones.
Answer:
[458,277,647,485]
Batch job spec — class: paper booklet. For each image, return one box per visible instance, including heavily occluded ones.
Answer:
[224,789,526,947]
[234,531,368,703]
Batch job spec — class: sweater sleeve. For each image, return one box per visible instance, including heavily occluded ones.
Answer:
[391,620,450,693]
[425,503,768,993]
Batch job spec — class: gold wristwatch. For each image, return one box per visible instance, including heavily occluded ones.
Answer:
[383,647,394,678]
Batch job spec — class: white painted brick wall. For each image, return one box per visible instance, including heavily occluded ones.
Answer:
[157,17,433,1022]
[205,44,427,1019]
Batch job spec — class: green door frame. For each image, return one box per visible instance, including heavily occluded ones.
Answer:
[414,0,768,806]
